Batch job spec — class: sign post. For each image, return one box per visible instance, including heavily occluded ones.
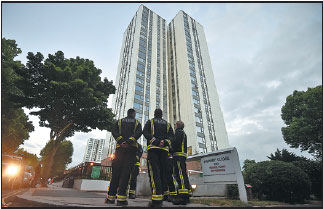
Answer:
[188,147,248,203]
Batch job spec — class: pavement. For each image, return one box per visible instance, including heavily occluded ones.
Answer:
[15,182,211,207]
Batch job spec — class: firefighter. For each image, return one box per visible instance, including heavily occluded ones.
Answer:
[128,143,143,199]
[105,109,142,206]
[172,121,191,205]
[143,109,174,207]
[165,151,177,202]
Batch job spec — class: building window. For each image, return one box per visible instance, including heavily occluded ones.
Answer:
[135,85,144,93]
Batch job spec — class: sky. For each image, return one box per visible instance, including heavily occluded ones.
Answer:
[2,2,322,168]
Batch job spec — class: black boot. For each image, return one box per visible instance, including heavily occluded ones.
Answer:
[105,198,115,204]
[129,193,136,199]
[148,200,163,207]
[172,196,186,205]
[117,200,128,206]
[163,195,168,201]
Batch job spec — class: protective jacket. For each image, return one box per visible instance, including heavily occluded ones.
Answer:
[143,117,174,152]
[172,128,187,158]
[111,116,142,149]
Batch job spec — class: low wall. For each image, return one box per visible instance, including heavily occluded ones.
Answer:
[136,173,226,197]
[73,179,109,192]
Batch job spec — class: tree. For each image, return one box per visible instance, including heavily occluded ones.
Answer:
[281,86,322,158]
[1,38,34,153]
[14,51,116,186]
[267,148,307,162]
[244,160,311,203]
[242,159,256,170]
[15,148,39,170]
[40,140,73,177]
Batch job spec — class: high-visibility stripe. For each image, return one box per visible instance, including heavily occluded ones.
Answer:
[129,137,136,142]
[168,153,173,159]
[164,191,169,195]
[148,160,156,195]
[116,144,121,148]
[188,189,192,195]
[181,136,184,153]
[129,190,136,195]
[152,195,163,201]
[166,139,171,147]
[178,189,189,194]
[117,195,127,201]
[134,120,138,132]
[170,191,177,195]
[167,123,170,133]
[177,161,185,190]
[107,194,115,201]
[150,137,156,145]
[116,136,123,141]
[151,120,154,135]
[173,152,187,157]
[118,119,122,135]
[135,162,140,166]
[147,145,169,152]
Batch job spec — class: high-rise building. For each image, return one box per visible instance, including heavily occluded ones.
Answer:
[168,11,230,154]
[83,138,106,163]
[106,5,229,158]
[106,5,168,155]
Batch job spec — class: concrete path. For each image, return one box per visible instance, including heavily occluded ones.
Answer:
[16,182,210,207]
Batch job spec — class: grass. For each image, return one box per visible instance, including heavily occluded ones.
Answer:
[190,198,287,207]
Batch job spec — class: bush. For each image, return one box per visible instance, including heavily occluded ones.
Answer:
[244,160,311,203]
[226,184,239,199]
[292,160,322,200]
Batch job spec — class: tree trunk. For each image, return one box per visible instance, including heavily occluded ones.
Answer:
[40,143,59,187]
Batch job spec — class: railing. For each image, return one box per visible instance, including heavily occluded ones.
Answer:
[63,162,112,181]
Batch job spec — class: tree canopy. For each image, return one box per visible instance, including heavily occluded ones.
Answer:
[15,148,39,170]
[13,50,116,184]
[40,140,74,177]
[267,148,307,162]
[1,38,34,153]
[281,85,322,158]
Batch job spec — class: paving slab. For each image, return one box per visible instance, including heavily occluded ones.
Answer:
[16,184,211,207]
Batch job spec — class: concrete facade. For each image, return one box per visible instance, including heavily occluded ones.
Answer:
[83,138,106,163]
[105,5,230,160]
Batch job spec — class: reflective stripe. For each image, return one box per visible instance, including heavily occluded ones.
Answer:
[116,136,123,141]
[188,190,192,195]
[170,191,177,195]
[168,153,173,159]
[118,119,122,135]
[117,195,127,201]
[164,191,169,195]
[152,194,163,201]
[167,123,170,133]
[135,162,140,166]
[150,137,156,145]
[129,137,136,142]
[148,160,156,195]
[147,145,169,152]
[134,120,138,132]
[177,161,185,190]
[173,152,187,157]
[116,144,121,149]
[178,189,189,194]
[107,194,115,201]
[166,139,171,147]
[129,190,136,195]
[151,120,154,135]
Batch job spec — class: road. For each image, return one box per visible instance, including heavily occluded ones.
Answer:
[1,188,44,207]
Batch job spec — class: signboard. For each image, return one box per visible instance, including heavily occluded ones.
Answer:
[202,152,235,176]
[187,147,248,203]
[91,166,101,179]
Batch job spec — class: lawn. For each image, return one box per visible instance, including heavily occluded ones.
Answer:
[190,198,287,207]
